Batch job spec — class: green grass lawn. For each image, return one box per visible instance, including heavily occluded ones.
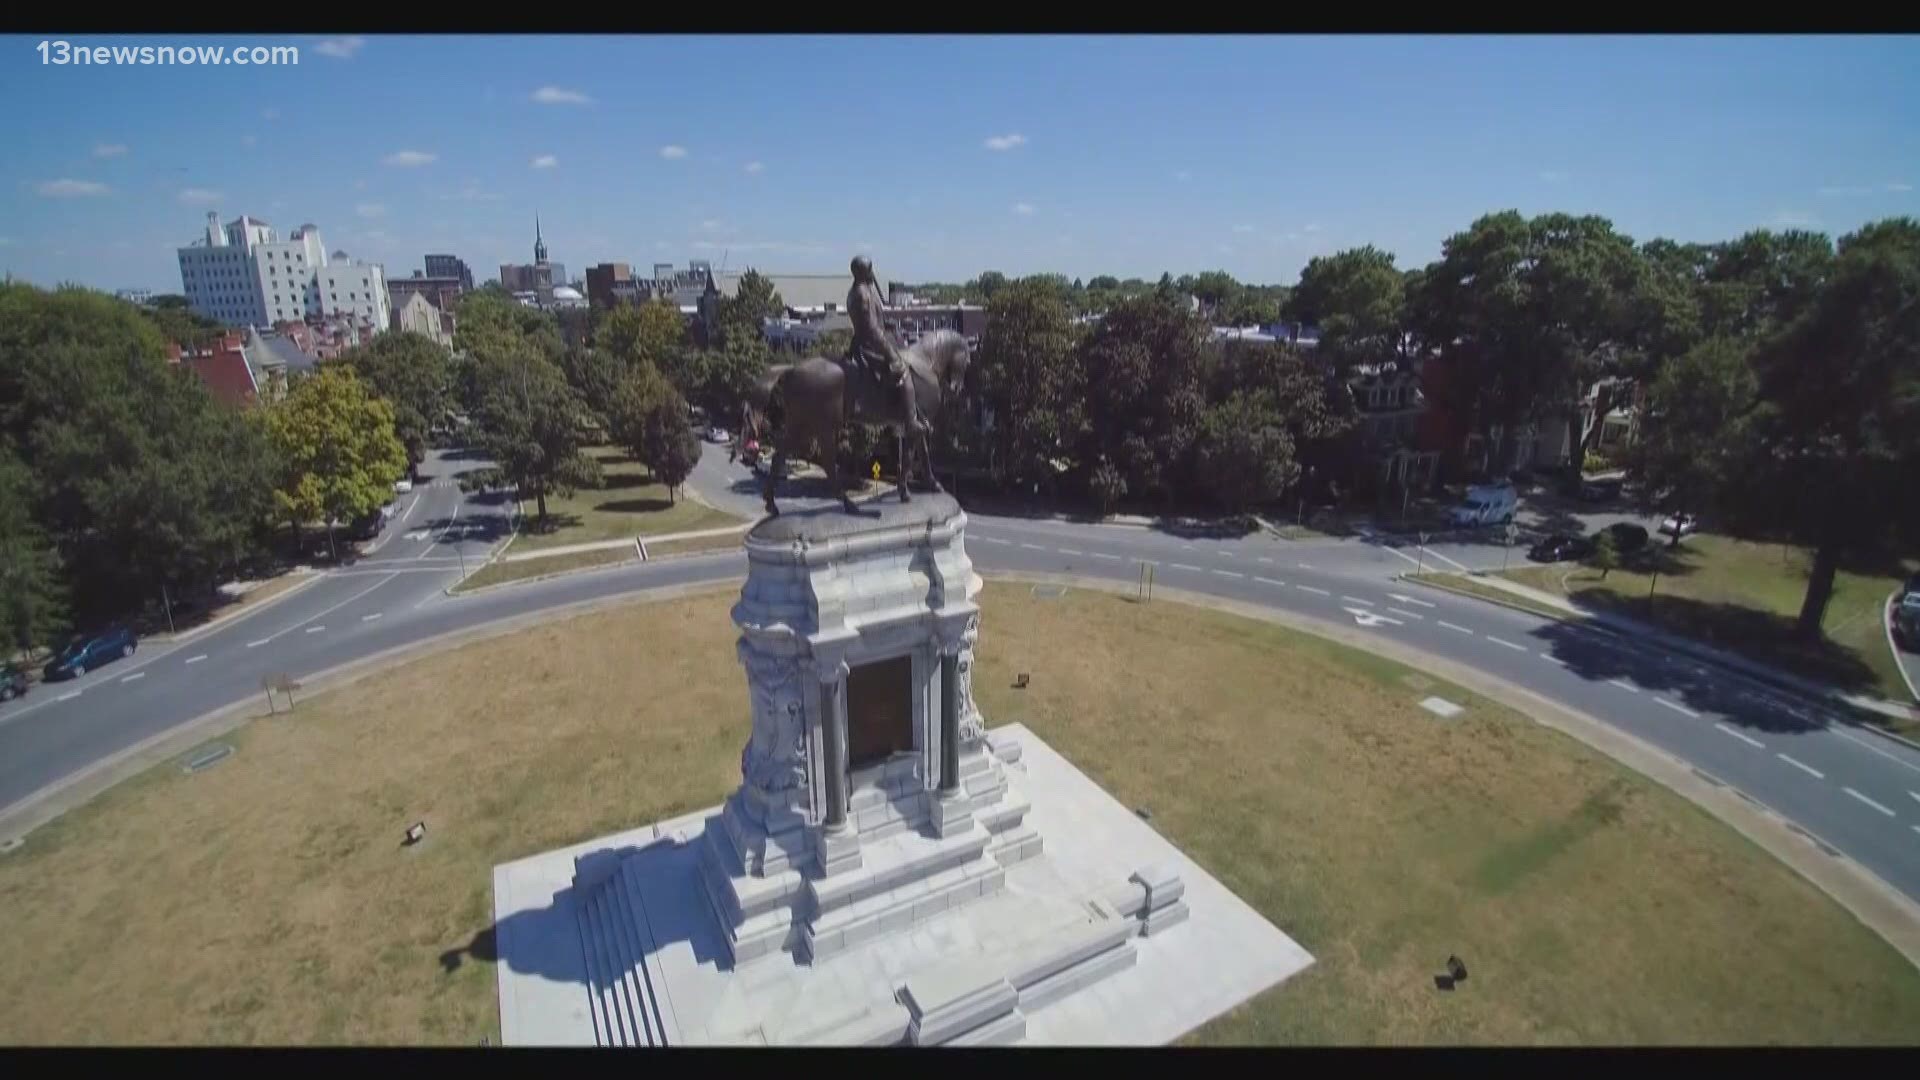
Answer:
[450,546,638,594]
[3,584,1917,1044]
[509,446,743,554]
[1497,534,1916,707]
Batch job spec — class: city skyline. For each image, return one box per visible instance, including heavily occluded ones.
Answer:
[2,33,1916,293]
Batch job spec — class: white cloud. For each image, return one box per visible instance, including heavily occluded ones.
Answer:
[1174,170,1192,182]
[353,179,367,190]
[1818,181,1913,196]
[531,85,592,106]
[356,202,386,218]
[983,133,1027,152]
[261,107,280,120]
[1889,182,1914,193]
[38,179,110,198]
[530,154,559,169]
[437,181,503,202]
[698,218,726,233]
[312,36,366,60]
[1538,170,1570,182]
[92,143,128,159]
[177,187,223,205]
[241,134,258,148]
[1304,222,1323,233]
[1232,224,1255,234]
[1216,244,1234,255]
[356,229,391,243]
[744,161,765,174]
[1012,202,1036,216]
[690,239,827,254]
[1768,209,1820,228]
[659,145,688,160]
[383,149,436,167]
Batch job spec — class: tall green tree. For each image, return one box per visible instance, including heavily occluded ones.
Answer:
[0,450,67,656]
[598,300,687,370]
[1075,294,1208,505]
[973,279,1083,491]
[263,367,408,555]
[470,347,602,527]
[640,389,703,503]
[1286,246,1408,373]
[606,365,676,468]
[1627,337,1756,545]
[716,269,785,348]
[1719,219,1920,637]
[332,330,451,470]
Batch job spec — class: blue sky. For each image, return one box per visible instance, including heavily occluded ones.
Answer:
[2,34,1916,293]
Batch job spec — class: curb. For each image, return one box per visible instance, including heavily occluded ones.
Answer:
[992,570,1920,973]
[141,571,328,647]
[1404,572,1920,755]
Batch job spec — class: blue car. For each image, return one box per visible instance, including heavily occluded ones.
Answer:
[42,625,138,681]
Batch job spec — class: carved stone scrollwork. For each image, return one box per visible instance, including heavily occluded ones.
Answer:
[737,642,809,795]
[956,614,983,744]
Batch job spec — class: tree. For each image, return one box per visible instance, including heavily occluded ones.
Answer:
[973,279,1083,491]
[263,367,408,557]
[469,347,602,527]
[1195,393,1299,515]
[1190,270,1241,315]
[1088,458,1127,518]
[332,330,451,470]
[1287,246,1408,373]
[640,390,702,502]
[1589,528,1619,581]
[0,450,67,656]
[663,334,773,421]
[598,300,686,370]
[1719,219,1920,637]
[972,271,1010,303]
[716,269,785,348]
[1075,294,1208,505]
[1627,337,1756,546]
[606,365,675,466]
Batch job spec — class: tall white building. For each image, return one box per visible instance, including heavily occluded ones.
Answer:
[177,212,389,332]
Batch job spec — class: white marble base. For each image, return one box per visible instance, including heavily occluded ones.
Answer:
[493,724,1314,1046]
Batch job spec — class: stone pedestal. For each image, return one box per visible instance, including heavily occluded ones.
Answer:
[697,493,1040,968]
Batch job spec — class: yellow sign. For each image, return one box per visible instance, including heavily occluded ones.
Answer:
[871,461,882,481]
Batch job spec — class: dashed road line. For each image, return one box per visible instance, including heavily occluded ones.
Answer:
[1387,594,1436,608]
[976,536,1010,545]
[1215,551,1234,558]
[1134,558,1159,567]
[1254,576,1286,588]
[1911,791,1920,807]
[184,654,207,665]
[1211,569,1244,579]
[1296,585,1331,596]
[1778,753,1825,780]
[1608,678,1640,693]
[247,639,270,649]
[1387,608,1425,620]
[120,672,145,684]
[1486,635,1527,651]
[1091,552,1121,561]
[56,690,80,701]
[1019,543,1046,551]
[1655,698,1700,718]
[1437,620,1473,635]
[1843,787,1896,817]
[1341,596,1373,606]
[362,612,384,622]
[1257,557,1273,564]
[1539,652,1565,664]
[1057,548,1082,556]
[1170,563,1203,573]
[1715,723,1765,749]
[1181,544,1195,551]
[305,625,326,634]
[1828,727,1920,778]
[1297,562,1315,570]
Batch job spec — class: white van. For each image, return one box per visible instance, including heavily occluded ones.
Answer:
[1449,483,1517,527]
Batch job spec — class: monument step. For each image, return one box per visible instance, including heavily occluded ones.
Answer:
[803,857,1006,963]
[806,824,992,917]
[699,827,807,923]
[1014,936,1138,1014]
[599,887,652,1046]
[611,860,674,1044]
[575,862,673,1046]
[987,825,1043,868]
[975,798,1031,836]
[940,1008,1028,1047]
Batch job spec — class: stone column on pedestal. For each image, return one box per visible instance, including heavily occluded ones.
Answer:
[814,657,862,875]
[927,623,975,838]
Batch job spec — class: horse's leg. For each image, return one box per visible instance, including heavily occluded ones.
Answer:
[763,447,784,517]
[919,427,943,494]
[896,425,911,503]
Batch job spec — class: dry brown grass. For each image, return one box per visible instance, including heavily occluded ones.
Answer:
[643,531,747,560]
[0,584,1915,1045]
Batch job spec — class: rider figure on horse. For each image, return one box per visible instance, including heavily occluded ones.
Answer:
[846,255,927,436]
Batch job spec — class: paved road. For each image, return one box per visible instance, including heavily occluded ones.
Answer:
[4,448,1918,911]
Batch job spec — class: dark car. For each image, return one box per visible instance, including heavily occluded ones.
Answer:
[1895,602,1920,653]
[347,510,387,542]
[42,625,138,681]
[1902,571,1920,602]
[1528,533,1594,563]
[0,666,26,702]
[1577,478,1623,503]
[1595,522,1649,554]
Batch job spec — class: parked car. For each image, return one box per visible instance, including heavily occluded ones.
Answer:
[1659,513,1699,538]
[347,511,387,542]
[1894,598,1920,653]
[42,626,138,681]
[393,478,414,494]
[1898,571,1920,602]
[1448,483,1517,527]
[1528,533,1594,563]
[1577,478,1623,503]
[1596,522,1650,554]
[706,426,731,444]
[0,666,26,702]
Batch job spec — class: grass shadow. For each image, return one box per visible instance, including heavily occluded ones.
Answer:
[595,498,674,515]
[1570,590,1879,695]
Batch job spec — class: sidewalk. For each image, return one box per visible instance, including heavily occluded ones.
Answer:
[1436,571,1920,737]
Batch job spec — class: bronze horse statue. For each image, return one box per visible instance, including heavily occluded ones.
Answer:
[745,329,971,516]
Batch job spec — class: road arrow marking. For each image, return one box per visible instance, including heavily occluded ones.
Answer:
[1345,607,1404,628]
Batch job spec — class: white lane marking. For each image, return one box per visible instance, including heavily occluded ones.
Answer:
[261,574,399,643]
[1211,569,1244,579]
[1216,550,1234,558]
[1092,552,1121,561]
[1827,727,1920,778]
[1257,557,1273,565]
[1715,723,1765,749]
[1181,544,1195,551]
[1297,562,1315,570]
[1019,543,1046,551]
[362,612,384,622]
[1255,576,1286,587]
[1296,585,1331,596]
[247,639,270,648]
[1539,652,1565,664]
[975,535,1010,545]
[184,654,207,665]
[1057,548,1082,556]
[1133,558,1160,566]
[1387,593,1436,608]
[120,672,145,684]
[1607,678,1640,693]
[305,625,326,634]
[1778,753,1825,780]
[1437,620,1473,635]
[1170,563,1203,572]
[57,690,81,701]
[1486,635,1527,651]
[1911,791,1920,807]
[1843,787,1896,817]
[1341,596,1373,606]
[1387,608,1426,621]
[1423,547,1474,573]
[1655,698,1701,718]
[1381,545,1423,568]
[1346,607,1404,627]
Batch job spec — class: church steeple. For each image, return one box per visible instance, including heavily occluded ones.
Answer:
[534,213,548,265]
